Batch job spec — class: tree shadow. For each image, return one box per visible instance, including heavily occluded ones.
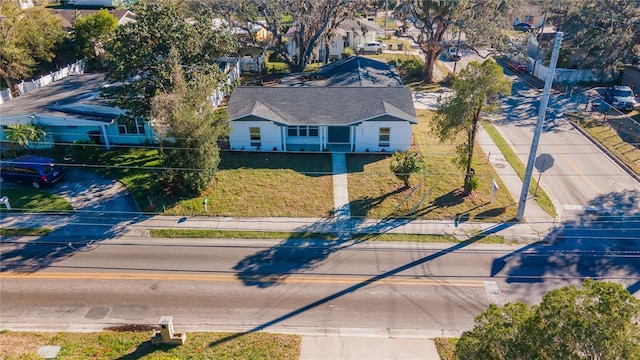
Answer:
[217,222,514,346]
[218,151,333,177]
[349,187,407,218]
[115,341,179,360]
[0,170,146,272]
[490,190,640,292]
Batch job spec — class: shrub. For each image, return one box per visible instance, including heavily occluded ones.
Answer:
[68,140,101,164]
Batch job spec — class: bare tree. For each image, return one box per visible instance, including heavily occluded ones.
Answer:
[193,0,365,72]
[393,0,521,83]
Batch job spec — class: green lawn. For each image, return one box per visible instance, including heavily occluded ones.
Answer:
[348,110,519,221]
[150,228,505,244]
[0,330,300,360]
[481,121,557,218]
[0,188,73,213]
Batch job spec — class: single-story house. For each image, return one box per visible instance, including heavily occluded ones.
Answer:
[51,8,136,33]
[227,86,416,152]
[0,73,153,150]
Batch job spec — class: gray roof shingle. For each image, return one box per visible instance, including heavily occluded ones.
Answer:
[228,87,417,125]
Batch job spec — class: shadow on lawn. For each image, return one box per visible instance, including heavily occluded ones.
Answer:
[217,221,514,347]
[219,151,333,177]
[491,190,640,294]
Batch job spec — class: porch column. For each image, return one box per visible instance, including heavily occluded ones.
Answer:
[281,126,287,151]
[100,125,111,150]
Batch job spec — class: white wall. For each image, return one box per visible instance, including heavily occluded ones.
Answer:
[230,120,282,151]
[354,121,413,152]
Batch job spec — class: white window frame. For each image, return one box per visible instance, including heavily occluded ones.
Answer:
[379,127,390,147]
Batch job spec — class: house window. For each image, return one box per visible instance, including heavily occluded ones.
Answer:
[287,126,319,137]
[117,119,146,135]
[379,127,390,147]
[524,15,534,23]
[250,127,261,147]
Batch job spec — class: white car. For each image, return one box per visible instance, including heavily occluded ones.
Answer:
[356,41,384,54]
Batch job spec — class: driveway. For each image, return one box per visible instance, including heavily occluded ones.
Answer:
[1,167,140,214]
[52,167,140,214]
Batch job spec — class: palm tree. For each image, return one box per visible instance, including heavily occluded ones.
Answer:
[4,122,47,156]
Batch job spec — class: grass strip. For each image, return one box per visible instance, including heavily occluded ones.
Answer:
[0,330,300,360]
[151,229,338,240]
[481,121,556,217]
[150,229,504,244]
[567,114,640,175]
[0,227,51,236]
[0,188,73,213]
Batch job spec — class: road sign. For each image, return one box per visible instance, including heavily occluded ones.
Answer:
[535,154,554,173]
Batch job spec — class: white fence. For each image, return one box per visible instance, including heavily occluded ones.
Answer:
[0,59,86,105]
[530,57,614,84]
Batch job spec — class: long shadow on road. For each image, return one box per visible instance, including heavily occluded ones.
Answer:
[214,222,513,346]
[491,190,640,295]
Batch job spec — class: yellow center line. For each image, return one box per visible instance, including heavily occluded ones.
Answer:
[0,271,485,287]
[554,147,601,194]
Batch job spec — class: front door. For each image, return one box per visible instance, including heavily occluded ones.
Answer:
[328,126,349,145]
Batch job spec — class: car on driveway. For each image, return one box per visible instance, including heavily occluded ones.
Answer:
[605,85,636,111]
[507,62,528,73]
[0,155,64,189]
[356,41,384,54]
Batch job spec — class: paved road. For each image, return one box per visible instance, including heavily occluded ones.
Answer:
[6,236,639,335]
[499,74,640,223]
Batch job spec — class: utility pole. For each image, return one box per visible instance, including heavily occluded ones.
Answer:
[384,0,388,39]
[533,11,547,77]
[516,31,563,221]
[452,24,462,74]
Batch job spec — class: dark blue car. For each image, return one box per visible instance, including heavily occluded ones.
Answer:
[0,155,64,189]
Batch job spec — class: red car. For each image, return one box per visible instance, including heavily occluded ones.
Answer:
[507,62,528,73]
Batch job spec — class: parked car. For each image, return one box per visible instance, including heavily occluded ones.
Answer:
[513,23,533,32]
[356,41,384,54]
[605,85,636,111]
[0,155,64,189]
[446,47,461,61]
[507,62,528,73]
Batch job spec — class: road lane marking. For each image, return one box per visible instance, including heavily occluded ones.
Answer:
[554,147,601,194]
[1,271,485,287]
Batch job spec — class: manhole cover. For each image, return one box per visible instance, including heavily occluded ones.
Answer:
[494,163,506,168]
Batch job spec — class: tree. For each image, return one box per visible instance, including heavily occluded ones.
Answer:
[193,0,363,72]
[432,59,510,195]
[393,0,521,83]
[4,122,47,155]
[389,149,424,188]
[151,53,229,196]
[456,280,640,360]
[542,0,640,73]
[74,9,118,69]
[0,1,66,95]
[103,0,237,120]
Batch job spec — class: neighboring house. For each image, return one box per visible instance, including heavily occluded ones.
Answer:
[18,0,34,9]
[0,73,151,150]
[286,18,383,62]
[50,8,137,33]
[509,0,545,28]
[279,56,402,87]
[227,87,416,152]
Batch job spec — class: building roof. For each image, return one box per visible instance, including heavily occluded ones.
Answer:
[339,18,383,34]
[318,56,403,87]
[50,8,136,31]
[0,73,122,125]
[227,86,417,126]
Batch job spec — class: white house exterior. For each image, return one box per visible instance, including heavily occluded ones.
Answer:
[286,18,383,62]
[227,87,416,152]
[0,73,154,150]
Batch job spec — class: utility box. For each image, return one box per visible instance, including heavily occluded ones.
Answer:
[151,316,186,345]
